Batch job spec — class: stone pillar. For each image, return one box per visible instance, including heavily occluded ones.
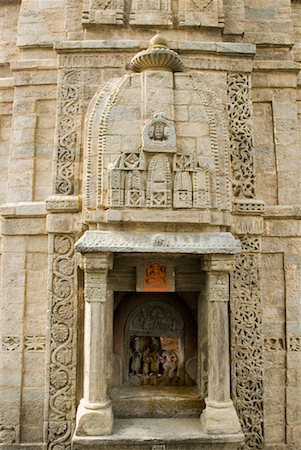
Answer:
[200,255,242,435]
[76,252,114,436]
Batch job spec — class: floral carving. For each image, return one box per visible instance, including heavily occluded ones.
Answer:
[46,234,77,450]
[227,73,256,199]
[55,71,82,196]
[24,336,46,351]
[230,254,264,449]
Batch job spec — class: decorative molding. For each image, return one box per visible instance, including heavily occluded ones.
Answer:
[227,73,256,200]
[45,234,77,450]
[54,70,82,196]
[75,231,241,254]
[230,253,264,449]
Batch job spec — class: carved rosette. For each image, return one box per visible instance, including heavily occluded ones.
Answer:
[230,251,264,449]
[54,70,82,196]
[45,235,77,450]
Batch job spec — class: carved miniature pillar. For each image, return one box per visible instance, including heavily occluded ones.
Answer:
[76,253,114,436]
[201,255,242,435]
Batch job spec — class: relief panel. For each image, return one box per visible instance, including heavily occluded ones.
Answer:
[130,0,173,26]
[179,0,224,28]
[82,0,124,25]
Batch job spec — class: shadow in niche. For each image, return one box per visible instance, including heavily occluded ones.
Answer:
[112,292,204,418]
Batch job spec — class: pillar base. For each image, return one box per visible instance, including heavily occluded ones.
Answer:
[75,400,113,436]
[200,399,242,435]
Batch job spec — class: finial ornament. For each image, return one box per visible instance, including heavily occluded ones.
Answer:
[130,35,184,73]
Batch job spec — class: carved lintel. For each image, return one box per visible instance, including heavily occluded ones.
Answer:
[202,254,236,272]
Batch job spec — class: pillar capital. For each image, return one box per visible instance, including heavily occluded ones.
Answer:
[202,254,235,273]
[83,252,113,272]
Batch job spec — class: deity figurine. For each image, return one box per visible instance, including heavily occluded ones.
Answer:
[130,337,142,375]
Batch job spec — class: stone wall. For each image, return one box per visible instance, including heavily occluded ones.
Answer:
[0,1,300,449]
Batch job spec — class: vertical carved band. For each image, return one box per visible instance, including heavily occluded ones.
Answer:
[231,251,264,449]
[227,73,256,199]
[45,235,77,450]
[55,70,82,196]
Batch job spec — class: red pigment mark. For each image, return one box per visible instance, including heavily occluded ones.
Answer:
[143,262,170,292]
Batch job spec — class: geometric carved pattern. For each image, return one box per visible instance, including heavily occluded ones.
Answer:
[227,73,256,199]
[230,254,264,449]
[55,71,82,196]
[45,235,77,450]
[1,336,21,351]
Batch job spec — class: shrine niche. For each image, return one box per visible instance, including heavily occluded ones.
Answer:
[84,37,230,222]
[113,293,198,392]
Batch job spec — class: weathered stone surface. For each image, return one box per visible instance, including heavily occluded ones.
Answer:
[0,3,300,450]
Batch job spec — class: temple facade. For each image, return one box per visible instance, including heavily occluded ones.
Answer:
[0,1,300,449]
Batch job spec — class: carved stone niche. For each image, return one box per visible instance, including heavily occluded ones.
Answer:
[112,292,201,418]
[82,0,124,25]
[178,0,225,28]
[130,0,173,27]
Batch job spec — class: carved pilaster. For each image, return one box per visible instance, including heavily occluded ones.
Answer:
[75,253,114,437]
[54,70,83,196]
[201,255,242,436]
[45,234,78,450]
[228,72,265,449]
[230,248,264,449]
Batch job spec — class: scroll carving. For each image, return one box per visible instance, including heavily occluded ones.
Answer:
[230,253,264,449]
[55,71,82,196]
[227,73,256,200]
[46,235,77,450]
